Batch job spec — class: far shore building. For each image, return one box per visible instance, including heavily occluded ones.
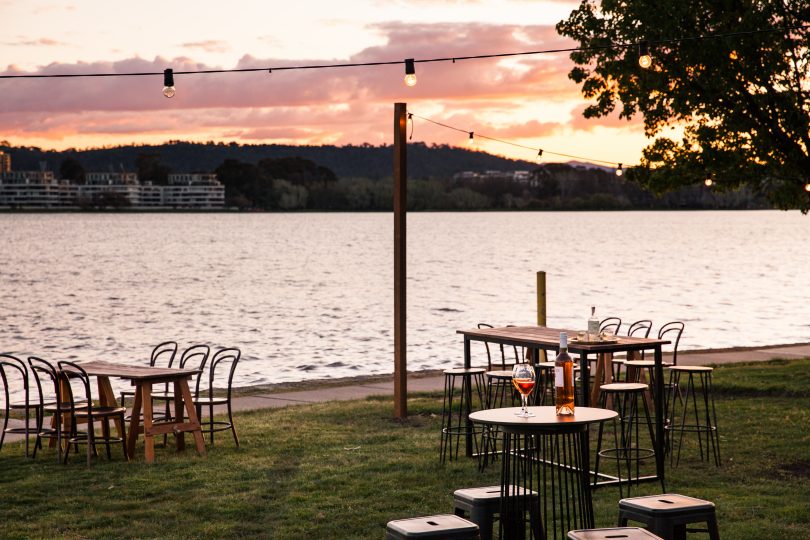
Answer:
[0,166,225,209]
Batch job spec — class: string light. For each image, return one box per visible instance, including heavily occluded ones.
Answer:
[638,41,652,69]
[537,149,543,160]
[0,24,804,86]
[705,177,714,187]
[615,164,624,176]
[404,58,417,87]
[162,68,175,98]
[729,50,739,60]
[468,132,475,145]
[804,182,810,192]
[408,112,630,168]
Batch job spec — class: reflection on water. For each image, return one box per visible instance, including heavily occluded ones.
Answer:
[1,211,808,395]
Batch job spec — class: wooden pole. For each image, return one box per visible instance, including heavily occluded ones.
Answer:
[393,103,408,419]
[536,271,547,361]
[536,271,547,326]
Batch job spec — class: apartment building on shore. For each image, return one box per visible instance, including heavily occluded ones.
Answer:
[0,154,224,209]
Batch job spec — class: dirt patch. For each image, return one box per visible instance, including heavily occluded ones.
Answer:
[776,460,810,479]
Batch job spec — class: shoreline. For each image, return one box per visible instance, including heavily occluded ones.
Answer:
[231,341,810,397]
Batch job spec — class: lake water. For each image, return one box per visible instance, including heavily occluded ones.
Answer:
[1,211,809,393]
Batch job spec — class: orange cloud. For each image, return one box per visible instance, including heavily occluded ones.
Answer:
[0,22,601,151]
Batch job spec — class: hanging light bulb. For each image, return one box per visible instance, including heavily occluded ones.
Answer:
[638,41,652,69]
[537,149,543,160]
[404,58,417,87]
[704,177,714,187]
[468,132,475,145]
[804,182,810,192]
[729,50,738,61]
[615,163,623,176]
[163,68,175,98]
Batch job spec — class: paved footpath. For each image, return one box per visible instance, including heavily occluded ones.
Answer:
[4,343,809,442]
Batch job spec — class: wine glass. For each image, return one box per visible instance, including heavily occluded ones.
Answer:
[512,363,536,417]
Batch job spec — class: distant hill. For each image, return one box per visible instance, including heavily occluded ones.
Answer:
[1,141,541,180]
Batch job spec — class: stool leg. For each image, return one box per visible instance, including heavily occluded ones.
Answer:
[707,513,721,540]
[707,372,721,467]
[469,507,493,540]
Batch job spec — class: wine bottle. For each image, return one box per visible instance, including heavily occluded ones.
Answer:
[587,306,600,341]
[554,332,575,415]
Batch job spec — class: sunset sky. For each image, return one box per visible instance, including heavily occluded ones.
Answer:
[0,0,649,166]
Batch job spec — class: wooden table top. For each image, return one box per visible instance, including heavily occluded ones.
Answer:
[458,325,669,353]
[470,406,617,429]
[75,360,200,381]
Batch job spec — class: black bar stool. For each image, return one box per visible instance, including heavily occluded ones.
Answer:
[618,493,719,540]
[666,365,720,467]
[594,383,660,496]
[568,527,663,539]
[439,367,486,463]
[453,485,538,540]
[386,514,479,539]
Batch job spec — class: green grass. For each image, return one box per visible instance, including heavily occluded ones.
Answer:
[1,359,810,539]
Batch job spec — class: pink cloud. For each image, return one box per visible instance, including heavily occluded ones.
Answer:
[0,22,592,149]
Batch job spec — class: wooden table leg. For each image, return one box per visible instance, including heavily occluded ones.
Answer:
[127,383,142,460]
[178,379,206,456]
[96,376,125,440]
[173,381,185,451]
[141,383,155,463]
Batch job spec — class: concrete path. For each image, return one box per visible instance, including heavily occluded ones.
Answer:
[3,343,808,445]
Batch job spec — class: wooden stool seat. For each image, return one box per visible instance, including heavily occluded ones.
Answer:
[385,514,479,539]
[668,365,712,373]
[568,527,663,539]
[618,493,719,540]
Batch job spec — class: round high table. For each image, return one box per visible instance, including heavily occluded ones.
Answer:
[469,406,617,540]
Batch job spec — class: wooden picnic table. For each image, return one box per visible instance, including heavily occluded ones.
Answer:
[75,360,206,464]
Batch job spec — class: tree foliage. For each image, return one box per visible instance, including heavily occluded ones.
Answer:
[557,0,810,211]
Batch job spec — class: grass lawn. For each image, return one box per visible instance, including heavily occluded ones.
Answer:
[2,358,810,539]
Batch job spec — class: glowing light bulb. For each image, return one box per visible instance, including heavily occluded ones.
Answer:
[615,164,623,176]
[638,41,652,69]
[805,182,810,192]
[468,132,475,145]
[729,50,738,60]
[404,58,417,87]
[705,178,713,187]
[163,68,175,99]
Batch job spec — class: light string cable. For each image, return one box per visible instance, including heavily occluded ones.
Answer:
[408,112,631,169]
[0,24,806,80]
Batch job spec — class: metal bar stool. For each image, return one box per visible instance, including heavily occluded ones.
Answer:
[386,514,479,539]
[568,527,663,539]
[618,494,719,540]
[439,367,486,463]
[666,366,720,467]
[594,383,660,497]
[454,485,538,540]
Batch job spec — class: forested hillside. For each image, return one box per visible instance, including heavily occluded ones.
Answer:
[0,141,767,211]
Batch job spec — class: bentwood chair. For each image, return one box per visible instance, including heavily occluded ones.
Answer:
[57,361,128,466]
[0,354,41,458]
[28,356,80,462]
[120,340,178,410]
[193,347,241,446]
[600,317,622,336]
[612,320,654,380]
[151,344,210,426]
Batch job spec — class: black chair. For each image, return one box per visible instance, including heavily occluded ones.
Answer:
[57,361,128,466]
[28,356,79,462]
[120,340,178,410]
[193,347,241,446]
[613,320,653,380]
[600,317,622,336]
[0,354,41,457]
[658,322,684,367]
[151,344,210,413]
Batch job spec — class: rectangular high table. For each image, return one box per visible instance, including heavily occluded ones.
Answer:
[457,325,670,487]
[77,361,207,464]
